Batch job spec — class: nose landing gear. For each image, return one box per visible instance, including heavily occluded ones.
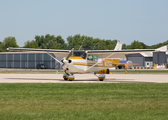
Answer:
[63,73,68,80]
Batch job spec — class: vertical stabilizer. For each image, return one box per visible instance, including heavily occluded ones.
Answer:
[114,41,123,50]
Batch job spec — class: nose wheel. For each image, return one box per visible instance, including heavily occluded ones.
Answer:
[68,75,75,81]
[63,73,68,80]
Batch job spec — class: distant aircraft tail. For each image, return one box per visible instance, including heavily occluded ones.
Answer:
[156,45,168,52]
[114,41,123,50]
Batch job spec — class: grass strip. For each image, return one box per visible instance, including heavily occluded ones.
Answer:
[0,83,168,120]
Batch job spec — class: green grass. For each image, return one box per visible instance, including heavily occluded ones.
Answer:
[0,83,168,120]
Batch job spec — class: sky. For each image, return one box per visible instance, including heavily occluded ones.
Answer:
[0,0,168,47]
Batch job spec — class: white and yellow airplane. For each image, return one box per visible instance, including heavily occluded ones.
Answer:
[7,41,162,81]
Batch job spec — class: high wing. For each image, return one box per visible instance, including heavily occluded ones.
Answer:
[7,47,164,58]
[7,48,70,57]
[86,49,162,58]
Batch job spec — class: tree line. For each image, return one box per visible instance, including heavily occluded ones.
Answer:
[0,34,168,52]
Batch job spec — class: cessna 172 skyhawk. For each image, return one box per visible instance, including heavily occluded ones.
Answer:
[7,41,163,81]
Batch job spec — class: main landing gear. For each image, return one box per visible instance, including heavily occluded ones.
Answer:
[63,73,75,81]
[63,71,106,81]
[98,74,105,81]
[93,72,106,81]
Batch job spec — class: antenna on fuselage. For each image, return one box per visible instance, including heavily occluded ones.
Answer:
[78,38,86,50]
[93,42,99,50]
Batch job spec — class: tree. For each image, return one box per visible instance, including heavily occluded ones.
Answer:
[105,40,117,50]
[35,35,42,47]
[127,40,144,49]
[34,34,67,49]
[92,38,100,50]
[23,40,39,48]
[150,40,168,49]
[122,44,127,49]
[0,41,4,52]
[2,34,168,52]
[82,36,94,50]
[66,34,123,50]
[67,34,83,50]
[2,37,19,51]
[3,36,19,48]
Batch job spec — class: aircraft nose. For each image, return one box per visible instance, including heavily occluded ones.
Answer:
[63,59,72,64]
[63,59,68,64]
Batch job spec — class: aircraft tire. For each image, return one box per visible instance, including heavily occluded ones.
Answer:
[63,73,68,80]
[68,76,75,81]
[98,74,105,81]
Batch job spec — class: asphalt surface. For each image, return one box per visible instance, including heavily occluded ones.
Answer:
[0,73,168,83]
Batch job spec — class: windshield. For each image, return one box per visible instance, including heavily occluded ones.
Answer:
[73,51,85,57]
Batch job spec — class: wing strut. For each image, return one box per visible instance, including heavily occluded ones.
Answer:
[66,48,74,60]
[47,53,63,65]
[47,53,64,74]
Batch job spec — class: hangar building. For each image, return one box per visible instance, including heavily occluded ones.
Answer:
[0,52,62,69]
[126,52,168,68]
[126,45,168,68]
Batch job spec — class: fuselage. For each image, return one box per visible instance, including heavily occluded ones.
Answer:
[62,56,120,74]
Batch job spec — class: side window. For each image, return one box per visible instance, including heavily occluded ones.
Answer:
[87,55,93,60]
[93,55,98,61]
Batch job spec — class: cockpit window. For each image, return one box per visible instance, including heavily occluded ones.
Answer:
[87,55,98,61]
[73,51,85,57]
[87,55,93,60]
[73,52,80,56]
[93,55,98,61]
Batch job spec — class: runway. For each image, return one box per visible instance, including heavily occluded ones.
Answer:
[0,73,168,83]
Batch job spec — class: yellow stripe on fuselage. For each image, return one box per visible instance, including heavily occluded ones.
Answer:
[73,63,103,67]
[73,59,120,67]
[103,59,120,63]
[69,56,84,59]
